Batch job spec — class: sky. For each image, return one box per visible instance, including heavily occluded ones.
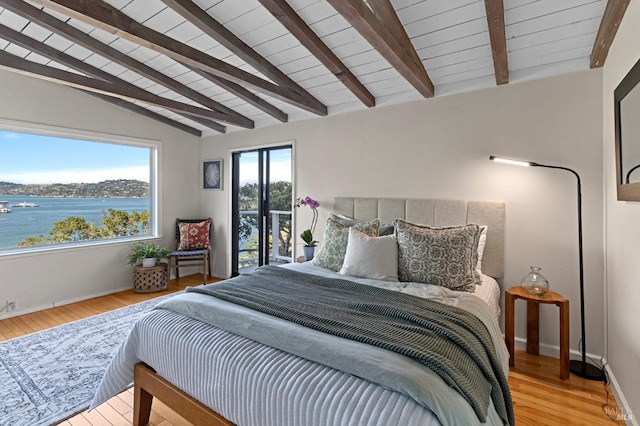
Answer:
[239,148,292,185]
[0,130,150,184]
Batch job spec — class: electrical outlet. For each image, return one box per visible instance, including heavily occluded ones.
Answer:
[2,300,16,314]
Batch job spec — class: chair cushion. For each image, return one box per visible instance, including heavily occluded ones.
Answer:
[170,249,208,257]
[178,219,211,250]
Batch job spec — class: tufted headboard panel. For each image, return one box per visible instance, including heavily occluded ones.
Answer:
[334,197,505,278]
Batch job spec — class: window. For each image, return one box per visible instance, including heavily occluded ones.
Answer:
[0,127,157,252]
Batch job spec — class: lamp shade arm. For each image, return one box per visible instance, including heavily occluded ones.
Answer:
[534,163,589,371]
[531,163,581,185]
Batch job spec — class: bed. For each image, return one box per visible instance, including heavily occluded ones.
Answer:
[91,197,511,426]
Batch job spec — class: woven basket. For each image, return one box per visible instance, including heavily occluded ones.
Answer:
[134,263,168,293]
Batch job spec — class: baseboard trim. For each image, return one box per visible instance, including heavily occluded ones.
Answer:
[603,360,638,425]
[513,336,603,361]
[0,285,131,320]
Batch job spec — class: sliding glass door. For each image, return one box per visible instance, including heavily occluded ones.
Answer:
[231,145,292,276]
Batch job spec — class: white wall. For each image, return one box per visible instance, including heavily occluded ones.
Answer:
[201,69,605,358]
[603,0,640,417]
[0,70,201,317]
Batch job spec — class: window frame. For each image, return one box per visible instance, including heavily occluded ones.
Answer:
[0,118,161,257]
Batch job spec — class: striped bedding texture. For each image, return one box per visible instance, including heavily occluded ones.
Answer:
[184,266,513,424]
[91,263,509,425]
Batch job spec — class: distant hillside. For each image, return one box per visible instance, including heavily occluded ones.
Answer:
[0,179,149,198]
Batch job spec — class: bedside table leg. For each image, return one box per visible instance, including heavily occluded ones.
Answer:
[559,300,570,379]
[505,292,515,367]
[526,301,540,355]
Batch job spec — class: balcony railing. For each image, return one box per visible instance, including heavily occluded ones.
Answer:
[238,210,292,270]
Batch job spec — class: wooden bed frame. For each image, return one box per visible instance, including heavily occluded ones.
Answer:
[133,363,233,426]
[132,198,505,425]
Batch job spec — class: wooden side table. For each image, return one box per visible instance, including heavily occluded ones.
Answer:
[134,263,169,293]
[505,286,570,379]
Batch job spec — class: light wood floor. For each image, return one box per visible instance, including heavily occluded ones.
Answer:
[0,274,622,426]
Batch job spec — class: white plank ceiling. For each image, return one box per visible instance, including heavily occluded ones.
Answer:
[0,0,626,136]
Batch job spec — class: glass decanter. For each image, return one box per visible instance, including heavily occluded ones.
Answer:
[520,266,549,295]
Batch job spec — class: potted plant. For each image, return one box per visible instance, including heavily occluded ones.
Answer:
[295,196,320,260]
[128,242,170,267]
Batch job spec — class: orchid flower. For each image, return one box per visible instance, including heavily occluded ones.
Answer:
[295,196,320,247]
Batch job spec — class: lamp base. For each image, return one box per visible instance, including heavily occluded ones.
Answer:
[570,359,604,381]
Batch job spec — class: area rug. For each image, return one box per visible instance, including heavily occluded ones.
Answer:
[0,292,179,426]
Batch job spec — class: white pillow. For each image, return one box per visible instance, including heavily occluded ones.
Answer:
[476,225,488,275]
[339,228,399,282]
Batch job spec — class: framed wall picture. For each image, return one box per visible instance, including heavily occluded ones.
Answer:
[203,159,223,190]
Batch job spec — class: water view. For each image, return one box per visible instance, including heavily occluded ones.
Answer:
[0,195,149,249]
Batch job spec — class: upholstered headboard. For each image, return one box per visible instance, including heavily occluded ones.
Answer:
[334,197,505,279]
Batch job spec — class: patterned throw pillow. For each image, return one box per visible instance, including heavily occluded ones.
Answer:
[329,213,360,227]
[331,213,395,236]
[395,219,481,292]
[178,219,211,250]
[312,217,380,271]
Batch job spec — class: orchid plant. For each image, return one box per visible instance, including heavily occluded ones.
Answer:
[295,196,320,247]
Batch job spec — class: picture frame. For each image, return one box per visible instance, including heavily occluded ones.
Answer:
[203,159,223,190]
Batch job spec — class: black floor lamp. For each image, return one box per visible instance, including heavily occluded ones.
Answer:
[489,155,604,381]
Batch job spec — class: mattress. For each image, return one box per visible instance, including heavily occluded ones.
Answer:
[92,264,509,425]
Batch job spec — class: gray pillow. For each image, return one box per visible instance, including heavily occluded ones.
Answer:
[313,217,380,271]
[329,213,360,227]
[395,219,481,292]
[330,214,394,236]
[379,223,395,236]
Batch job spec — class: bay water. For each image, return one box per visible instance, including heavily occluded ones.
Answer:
[0,195,149,249]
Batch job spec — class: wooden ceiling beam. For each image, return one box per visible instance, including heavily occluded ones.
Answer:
[28,0,328,116]
[0,50,233,124]
[365,0,423,85]
[0,23,225,133]
[161,0,302,94]
[178,116,226,134]
[257,0,375,108]
[590,0,630,68]
[80,91,203,136]
[186,67,288,123]
[484,0,509,85]
[0,0,249,129]
[327,0,433,98]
